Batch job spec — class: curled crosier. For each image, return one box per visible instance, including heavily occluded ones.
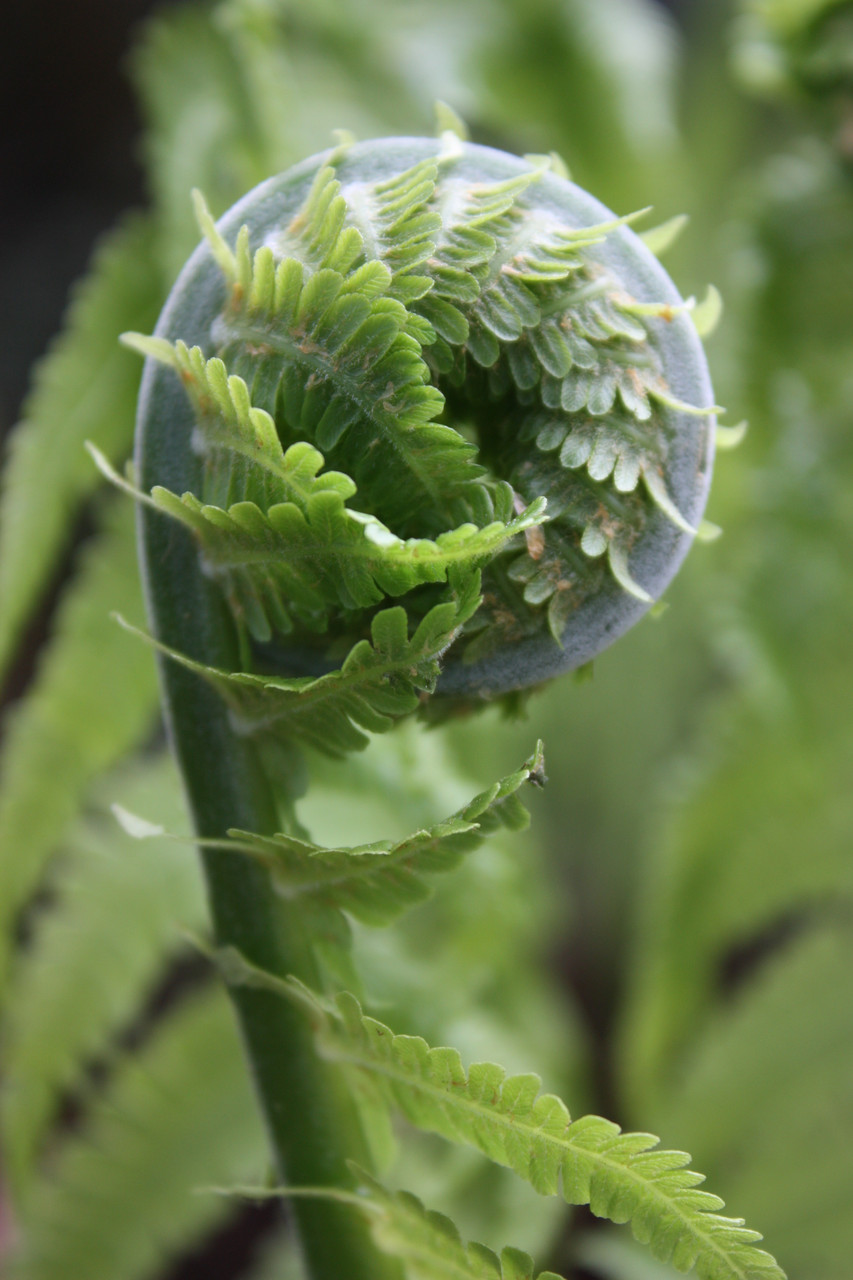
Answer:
[128,135,716,705]
[113,135,726,1280]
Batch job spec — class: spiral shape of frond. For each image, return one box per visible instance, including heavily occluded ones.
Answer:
[131,135,715,708]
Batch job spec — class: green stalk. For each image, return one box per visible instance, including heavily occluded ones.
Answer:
[137,397,399,1280]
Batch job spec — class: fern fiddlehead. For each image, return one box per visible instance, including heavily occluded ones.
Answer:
[116,132,779,1280]
[126,133,717,699]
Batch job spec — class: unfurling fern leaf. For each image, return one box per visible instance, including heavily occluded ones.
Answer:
[128,134,717,713]
[221,740,542,925]
[114,579,480,758]
[213,954,782,1280]
[93,411,544,645]
[116,128,760,1280]
[344,1170,564,1280]
[221,1167,565,1280]
[116,740,543,924]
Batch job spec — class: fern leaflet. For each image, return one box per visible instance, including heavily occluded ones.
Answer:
[93,353,546,644]
[149,483,542,642]
[193,190,485,533]
[119,334,359,511]
[222,1167,564,1280]
[349,1170,564,1280]
[220,742,544,926]
[220,961,784,1280]
[333,155,442,303]
[266,162,367,278]
[351,1169,564,1280]
[117,577,481,757]
[521,408,695,533]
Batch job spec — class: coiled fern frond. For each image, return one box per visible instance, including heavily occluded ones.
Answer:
[123,132,716,716]
[109,129,776,1280]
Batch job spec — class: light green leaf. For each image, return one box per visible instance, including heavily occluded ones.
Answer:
[648,927,853,1280]
[691,286,723,339]
[117,576,481,759]
[351,1168,564,1280]
[0,500,159,997]
[0,214,161,681]
[714,421,747,451]
[1,755,205,1202]
[640,214,689,259]
[225,742,544,925]
[228,1168,564,1280]
[227,966,784,1280]
[12,987,266,1280]
[434,100,470,141]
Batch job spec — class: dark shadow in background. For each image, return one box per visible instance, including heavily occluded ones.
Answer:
[0,0,175,435]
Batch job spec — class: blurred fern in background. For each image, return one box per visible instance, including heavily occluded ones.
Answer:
[0,1,850,1277]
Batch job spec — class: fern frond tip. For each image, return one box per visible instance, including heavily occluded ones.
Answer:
[192,188,237,281]
[434,100,470,141]
[119,330,176,365]
[640,213,690,257]
[692,285,724,338]
[715,420,748,450]
[87,442,159,513]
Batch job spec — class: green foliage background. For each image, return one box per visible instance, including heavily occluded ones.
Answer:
[0,1,851,1277]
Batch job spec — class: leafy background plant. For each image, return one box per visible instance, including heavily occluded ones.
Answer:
[0,1,851,1278]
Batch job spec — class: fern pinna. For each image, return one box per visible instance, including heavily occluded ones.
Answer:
[111,129,779,1280]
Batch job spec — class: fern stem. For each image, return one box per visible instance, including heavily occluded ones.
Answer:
[136,389,400,1280]
[129,135,722,1278]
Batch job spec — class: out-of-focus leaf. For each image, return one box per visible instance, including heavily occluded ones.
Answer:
[131,6,270,279]
[132,0,423,282]
[12,986,267,1280]
[1,754,205,1202]
[0,214,161,682]
[648,927,853,1280]
[0,499,159,995]
[472,0,679,208]
[619,684,853,1110]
